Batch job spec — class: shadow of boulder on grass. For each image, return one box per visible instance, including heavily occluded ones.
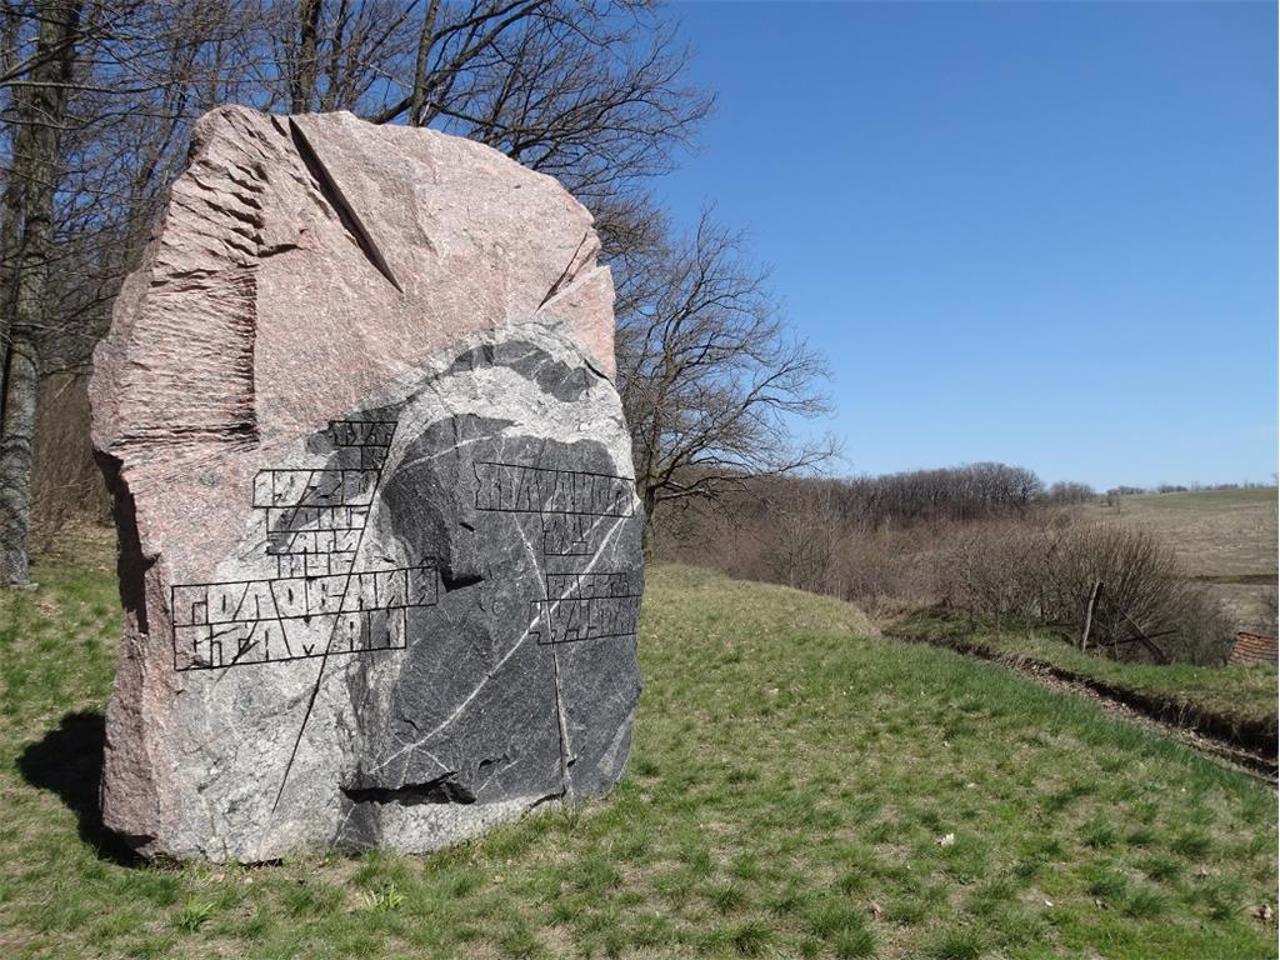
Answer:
[18,710,139,865]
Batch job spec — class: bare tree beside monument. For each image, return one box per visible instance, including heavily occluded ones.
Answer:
[614,209,836,532]
[0,0,734,580]
[0,0,82,585]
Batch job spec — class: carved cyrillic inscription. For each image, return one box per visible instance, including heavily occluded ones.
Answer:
[171,563,437,670]
[533,572,643,644]
[171,427,641,672]
[474,461,634,517]
[170,418,442,671]
[472,461,641,645]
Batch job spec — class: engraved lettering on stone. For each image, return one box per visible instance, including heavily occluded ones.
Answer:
[473,461,642,645]
[171,419,438,671]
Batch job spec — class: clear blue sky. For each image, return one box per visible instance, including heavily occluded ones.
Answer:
[655,1,1277,490]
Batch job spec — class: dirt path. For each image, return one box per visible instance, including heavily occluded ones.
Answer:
[889,632,1278,786]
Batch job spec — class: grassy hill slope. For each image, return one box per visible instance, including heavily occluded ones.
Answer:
[891,608,1277,754]
[1,557,1275,959]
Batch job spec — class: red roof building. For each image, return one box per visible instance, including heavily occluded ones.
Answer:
[1228,631,1278,666]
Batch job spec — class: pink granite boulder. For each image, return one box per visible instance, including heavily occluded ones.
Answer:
[89,108,643,862]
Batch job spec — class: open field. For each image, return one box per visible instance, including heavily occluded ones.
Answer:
[1081,488,1277,634]
[2,550,1276,959]
[1082,488,1277,578]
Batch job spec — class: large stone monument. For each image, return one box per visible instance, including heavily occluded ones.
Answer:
[89,108,644,862]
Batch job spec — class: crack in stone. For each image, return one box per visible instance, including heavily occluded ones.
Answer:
[287,118,403,294]
[537,230,592,310]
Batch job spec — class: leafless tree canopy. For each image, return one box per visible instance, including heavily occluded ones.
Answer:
[834,462,1046,528]
[0,0,840,580]
[616,209,835,523]
[1043,480,1096,505]
[1,0,714,364]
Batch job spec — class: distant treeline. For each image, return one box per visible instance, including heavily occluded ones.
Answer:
[657,464,1273,550]
[793,467,1272,529]
[752,463,1094,532]
[1107,482,1273,498]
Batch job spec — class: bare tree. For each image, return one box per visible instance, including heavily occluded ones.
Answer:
[763,478,846,594]
[264,0,715,212]
[289,0,324,112]
[1044,480,1096,505]
[270,1,418,114]
[406,5,710,201]
[616,209,835,532]
[0,0,723,573]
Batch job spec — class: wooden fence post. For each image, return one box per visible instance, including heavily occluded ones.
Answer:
[1081,579,1103,651]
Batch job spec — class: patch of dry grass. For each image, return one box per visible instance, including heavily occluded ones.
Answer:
[1082,488,1276,579]
[1080,489,1277,634]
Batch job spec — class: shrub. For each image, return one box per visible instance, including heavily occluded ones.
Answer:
[655,473,1236,665]
[1037,524,1232,665]
[934,517,1049,622]
[934,519,1233,664]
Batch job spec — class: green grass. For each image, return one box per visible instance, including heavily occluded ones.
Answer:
[1,553,1276,959]
[893,607,1277,738]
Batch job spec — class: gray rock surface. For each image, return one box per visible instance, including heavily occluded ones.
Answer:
[89,107,642,862]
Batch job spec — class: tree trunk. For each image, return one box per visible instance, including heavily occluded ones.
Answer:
[0,0,79,585]
[290,0,322,113]
[639,483,657,559]
[0,332,37,582]
[0,148,21,355]
[408,0,440,126]
[1081,579,1103,651]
